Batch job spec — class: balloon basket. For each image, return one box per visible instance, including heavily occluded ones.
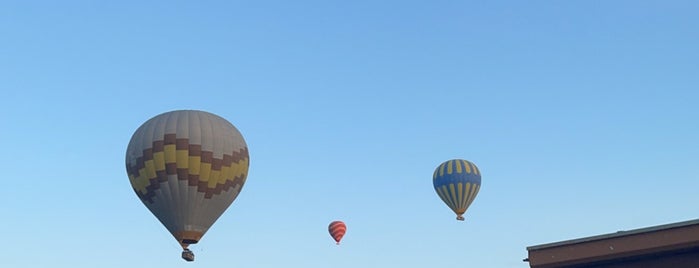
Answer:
[182,249,195,262]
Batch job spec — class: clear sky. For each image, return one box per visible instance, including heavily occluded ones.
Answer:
[1,1,698,267]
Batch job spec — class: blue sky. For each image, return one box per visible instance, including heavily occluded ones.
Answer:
[1,1,698,267]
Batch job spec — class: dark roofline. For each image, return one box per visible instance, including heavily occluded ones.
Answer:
[527,218,699,251]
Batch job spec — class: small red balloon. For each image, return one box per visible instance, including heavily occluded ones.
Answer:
[328,221,347,245]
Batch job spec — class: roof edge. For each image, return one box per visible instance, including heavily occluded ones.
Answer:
[527,218,699,251]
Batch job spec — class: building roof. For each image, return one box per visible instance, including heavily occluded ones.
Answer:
[526,218,699,268]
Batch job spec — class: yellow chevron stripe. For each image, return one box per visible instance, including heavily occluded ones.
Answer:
[439,162,446,177]
[130,174,146,194]
[136,167,147,183]
[129,149,250,198]
[199,163,212,182]
[221,164,231,182]
[153,152,165,171]
[455,160,462,173]
[235,159,249,179]
[145,160,156,178]
[208,169,221,188]
[228,161,240,182]
[447,160,453,174]
[189,156,201,175]
[176,150,188,168]
[164,144,176,163]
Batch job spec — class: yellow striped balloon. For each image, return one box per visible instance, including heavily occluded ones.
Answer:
[125,110,249,258]
[433,159,481,221]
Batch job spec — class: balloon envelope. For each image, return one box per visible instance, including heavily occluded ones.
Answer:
[125,110,250,246]
[328,221,347,245]
[433,159,481,221]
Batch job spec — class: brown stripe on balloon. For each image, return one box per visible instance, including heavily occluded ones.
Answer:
[202,180,218,199]
[128,142,250,202]
[127,166,142,180]
[145,179,159,193]
[201,151,213,164]
[205,173,246,198]
[214,178,233,197]
[139,176,163,203]
[189,144,201,156]
[134,156,144,172]
[188,174,199,186]
[143,148,153,160]
[134,139,246,162]
[224,174,247,193]
[197,181,209,195]
[219,175,240,195]
[156,170,167,183]
[222,154,232,166]
[214,178,233,196]
[166,163,177,175]
[135,166,248,201]
[164,133,176,145]
[129,149,152,177]
[130,138,198,179]
[126,162,138,178]
[227,177,245,196]
[231,147,249,163]
[176,138,188,149]
[211,182,225,196]
[211,158,222,171]
[177,169,189,181]
[134,189,147,202]
[153,140,164,151]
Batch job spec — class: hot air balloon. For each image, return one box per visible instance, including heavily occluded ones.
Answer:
[328,221,346,245]
[125,110,250,261]
[433,159,481,221]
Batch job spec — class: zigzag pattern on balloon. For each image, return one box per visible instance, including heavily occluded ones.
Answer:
[126,134,249,203]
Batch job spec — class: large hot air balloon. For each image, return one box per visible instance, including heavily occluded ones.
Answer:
[125,110,250,261]
[433,159,481,221]
[328,221,346,245]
